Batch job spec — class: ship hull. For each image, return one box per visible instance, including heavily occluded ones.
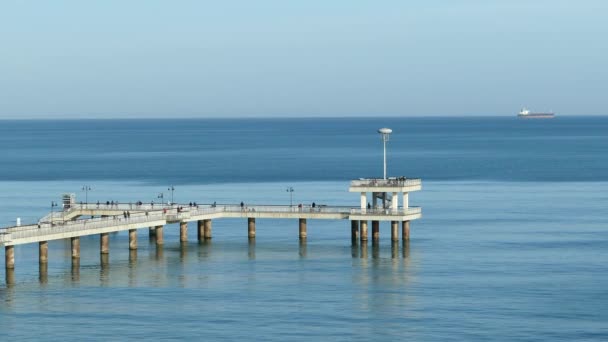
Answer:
[518,113,554,119]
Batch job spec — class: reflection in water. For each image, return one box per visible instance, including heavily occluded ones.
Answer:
[372,241,380,259]
[179,242,188,262]
[391,241,399,259]
[360,242,368,259]
[351,242,359,258]
[155,245,164,261]
[248,239,256,260]
[71,259,80,283]
[128,250,137,287]
[299,240,307,258]
[39,263,48,285]
[402,240,410,259]
[100,254,110,286]
[5,268,15,287]
[197,239,212,261]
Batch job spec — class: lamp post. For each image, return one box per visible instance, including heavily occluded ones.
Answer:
[157,193,164,206]
[286,187,294,207]
[51,201,58,226]
[378,128,393,180]
[168,185,175,205]
[82,185,92,205]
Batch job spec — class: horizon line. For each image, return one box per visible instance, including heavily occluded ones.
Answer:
[0,114,606,121]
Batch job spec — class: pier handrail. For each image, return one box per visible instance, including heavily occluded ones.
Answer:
[5,212,167,242]
[349,207,421,216]
[350,178,421,187]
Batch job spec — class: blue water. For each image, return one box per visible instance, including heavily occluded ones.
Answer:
[1,117,607,340]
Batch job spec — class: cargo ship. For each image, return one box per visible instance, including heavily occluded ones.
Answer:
[518,108,555,119]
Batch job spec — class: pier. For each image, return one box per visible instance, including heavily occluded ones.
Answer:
[0,178,421,275]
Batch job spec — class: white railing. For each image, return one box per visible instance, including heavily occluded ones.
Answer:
[349,207,422,216]
[0,203,422,244]
[350,178,421,187]
[219,205,354,214]
[4,213,166,241]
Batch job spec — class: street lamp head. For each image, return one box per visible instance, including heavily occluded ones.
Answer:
[378,128,392,142]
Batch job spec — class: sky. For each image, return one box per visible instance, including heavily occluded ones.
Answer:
[0,0,606,118]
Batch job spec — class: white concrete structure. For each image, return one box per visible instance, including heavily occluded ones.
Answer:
[1,178,422,272]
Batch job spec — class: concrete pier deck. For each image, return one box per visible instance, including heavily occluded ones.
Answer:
[0,203,421,246]
[1,177,422,274]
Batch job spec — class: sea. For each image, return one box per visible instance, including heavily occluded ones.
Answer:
[0,117,607,341]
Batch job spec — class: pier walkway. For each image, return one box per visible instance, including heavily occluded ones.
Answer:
[1,177,422,275]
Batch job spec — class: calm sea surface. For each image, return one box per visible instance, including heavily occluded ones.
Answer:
[0,117,607,340]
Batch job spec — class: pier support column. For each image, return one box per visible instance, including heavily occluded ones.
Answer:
[155,225,164,245]
[180,222,188,242]
[39,241,48,264]
[203,220,212,239]
[360,221,368,242]
[5,246,15,269]
[71,237,80,259]
[100,233,109,254]
[129,229,137,250]
[299,219,307,240]
[391,221,399,241]
[248,218,256,239]
[402,221,410,241]
[392,192,398,210]
[197,220,204,241]
[402,192,409,209]
[360,192,367,210]
[372,221,380,241]
[351,220,359,241]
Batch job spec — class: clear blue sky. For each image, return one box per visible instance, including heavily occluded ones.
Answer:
[1,0,606,118]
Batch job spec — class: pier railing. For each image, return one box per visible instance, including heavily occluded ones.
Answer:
[350,178,421,187]
[2,213,167,242]
[349,207,421,216]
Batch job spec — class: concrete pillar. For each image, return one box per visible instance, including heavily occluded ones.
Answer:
[5,268,15,285]
[360,192,366,209]
[372,221,380,241]
[403,192,409,209]
[180,222,188,242]
[197,220,204,241]
[360,220,368,241]
[39,241,48,264]
[299,218,307,240]
[248,218,256,238]
[372,193,377,208]
[5,245,15,269]
[203,220,212,239]
[71,237,80,259]
[39,263,48,284]
[149,227,156,237]
[392,192,398,210]
[402,221,410,241]
[351,220,359,241]
[100,233,109,254]
[155,225,164,245]
[391,221,399,241]
[129,229,137,250]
